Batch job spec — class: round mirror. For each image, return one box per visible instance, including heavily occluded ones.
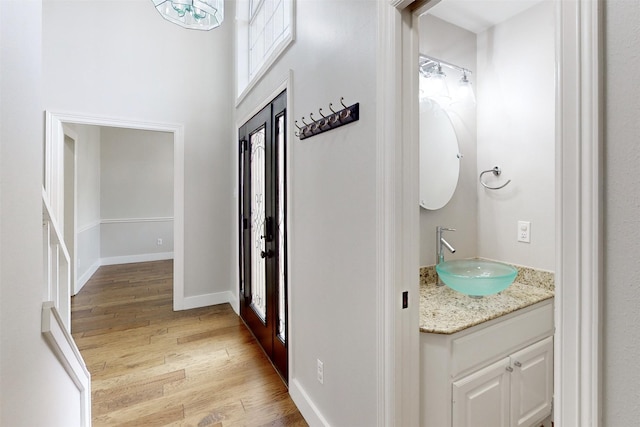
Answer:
[419,98,460,210]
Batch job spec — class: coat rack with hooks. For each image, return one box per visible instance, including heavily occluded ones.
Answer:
[295,97,359,140]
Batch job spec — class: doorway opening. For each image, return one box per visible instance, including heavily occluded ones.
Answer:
[238,90,288,381]
[45,112,186,315]
[387,0,602,424]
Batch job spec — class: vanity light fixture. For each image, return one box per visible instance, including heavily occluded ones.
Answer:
[420,62,450,103]
[419,54,475,106]
[152,0,223,30]
[456,70,476,105]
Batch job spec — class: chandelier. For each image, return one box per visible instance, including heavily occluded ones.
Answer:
[152,0,223,31]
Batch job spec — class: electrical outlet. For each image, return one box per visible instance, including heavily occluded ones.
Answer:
[317,359,324,384]
[157,238,163,246]
[518,221,531,243]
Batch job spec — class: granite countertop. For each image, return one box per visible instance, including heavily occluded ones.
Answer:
[419,263,555,335]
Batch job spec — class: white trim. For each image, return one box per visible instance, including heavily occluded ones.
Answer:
[235,1,295,105]
[289,379,331,427]
[77,220,101,234]
[44,111,186,312]
[377,2,421,426]
[100,252,174,266]
[236,72,291,126]
[389,0,416,9]
[76,261,100,295]
[181,291,235,310]
[41,301,91,427]
[100,217,174,224]
[554,0,603,425]
[229,292,240,315]
[62,125,79,308]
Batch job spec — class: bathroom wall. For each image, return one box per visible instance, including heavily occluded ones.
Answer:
[476,1,555,271]
[419,15,478,266]
[100,127,174,264]
[418,1,555,272]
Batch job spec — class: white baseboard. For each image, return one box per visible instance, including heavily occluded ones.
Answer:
[229,292,240,315]
[75,261,100,295]
[290,378,330,427]
[180,291,235,310]
[100,252,174,266]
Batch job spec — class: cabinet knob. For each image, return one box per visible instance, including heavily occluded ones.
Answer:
[506,366,514,372]
[514,361,522,368]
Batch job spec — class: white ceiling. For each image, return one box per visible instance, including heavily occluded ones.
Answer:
[428,0,545,33]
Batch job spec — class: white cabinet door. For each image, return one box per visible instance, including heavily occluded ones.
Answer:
[452,357,511,427]
[510,336,554,427]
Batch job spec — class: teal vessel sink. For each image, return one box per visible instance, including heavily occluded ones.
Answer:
[436,259,518,297]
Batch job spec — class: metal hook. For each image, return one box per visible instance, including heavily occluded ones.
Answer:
[479,166,512,190]
[318,108,327,118]
[301,116,309,126]
[340,97,348,109]
[329,103,337,114]
[309,113,316,122]
[295,120,302,130]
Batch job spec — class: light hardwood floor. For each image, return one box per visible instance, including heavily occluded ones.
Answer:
[71,260,307,427]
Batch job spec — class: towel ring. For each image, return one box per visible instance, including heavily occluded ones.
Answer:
[480,166,511,190]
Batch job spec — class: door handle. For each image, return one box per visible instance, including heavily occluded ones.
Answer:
[260,250,274,259]
[261,217,274,242]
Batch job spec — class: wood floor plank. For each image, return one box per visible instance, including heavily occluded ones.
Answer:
[72,260,306,426]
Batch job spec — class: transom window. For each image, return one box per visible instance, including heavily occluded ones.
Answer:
[236,0,293,99]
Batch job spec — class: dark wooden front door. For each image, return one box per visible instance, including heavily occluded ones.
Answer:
[239,91,287,381]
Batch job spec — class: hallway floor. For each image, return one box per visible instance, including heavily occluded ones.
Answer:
[71,260,306,426]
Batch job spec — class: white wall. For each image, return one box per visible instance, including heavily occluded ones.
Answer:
[604,0,640,423]
[42,0,235,299]
[0,1,84,425]
[419,15,478,266]
[70,123,102,291]
[476,1,555,271]
[100,127,174,262]
[235,1,378,425]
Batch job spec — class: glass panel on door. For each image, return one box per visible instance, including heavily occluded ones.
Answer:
[250,127,267,321]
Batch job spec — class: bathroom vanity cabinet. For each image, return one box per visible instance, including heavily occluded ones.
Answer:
[420,299,553,427]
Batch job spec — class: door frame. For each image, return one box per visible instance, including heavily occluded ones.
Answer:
[378,0,603,425]
[45,111,187,310]
[62,125,78,295]
[233,72,293,381]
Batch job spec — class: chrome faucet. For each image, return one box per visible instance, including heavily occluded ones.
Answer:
[436,226,456,285]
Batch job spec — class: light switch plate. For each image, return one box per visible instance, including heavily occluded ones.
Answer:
[518,221,531,243]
